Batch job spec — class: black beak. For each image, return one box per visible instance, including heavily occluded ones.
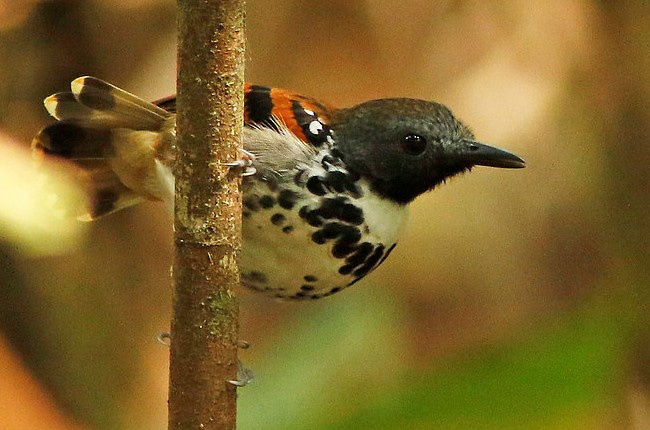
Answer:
[458,140,526,169]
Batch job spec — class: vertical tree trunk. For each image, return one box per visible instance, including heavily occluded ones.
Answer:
[169,1,245,429]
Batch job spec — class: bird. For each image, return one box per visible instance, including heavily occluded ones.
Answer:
[32,77,525,300]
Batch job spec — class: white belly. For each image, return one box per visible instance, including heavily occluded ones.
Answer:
[240,179,408,299]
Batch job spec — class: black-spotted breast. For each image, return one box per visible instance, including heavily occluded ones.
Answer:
[33,77,525,300]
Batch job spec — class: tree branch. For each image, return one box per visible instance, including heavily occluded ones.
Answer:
[169,1,245,429]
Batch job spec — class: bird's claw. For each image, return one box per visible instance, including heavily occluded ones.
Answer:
[156,332,171,346]
[224,148,256,176]
[228,360,254,387]
[228,341,253,386]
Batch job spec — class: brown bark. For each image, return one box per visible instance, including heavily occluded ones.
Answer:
[169,1,245,429]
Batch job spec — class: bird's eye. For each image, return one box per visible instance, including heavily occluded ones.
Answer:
[400,134,427,155]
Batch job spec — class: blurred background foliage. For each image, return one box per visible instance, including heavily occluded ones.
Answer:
[0,0,649,429]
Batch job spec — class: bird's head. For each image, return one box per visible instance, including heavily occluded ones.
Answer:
[331,98,525,204]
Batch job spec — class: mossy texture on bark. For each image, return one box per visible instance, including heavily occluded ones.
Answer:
[169,1,245,429]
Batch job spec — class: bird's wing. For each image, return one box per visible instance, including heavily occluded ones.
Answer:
[156,84,339,181]
[155,84,337,148]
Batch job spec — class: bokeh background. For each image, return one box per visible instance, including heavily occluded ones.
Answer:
[1,0,649,429]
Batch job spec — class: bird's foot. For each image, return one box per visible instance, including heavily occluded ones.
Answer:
[158,332,253,386]
[229,340,253,386]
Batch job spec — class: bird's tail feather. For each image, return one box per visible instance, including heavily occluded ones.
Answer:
[32,77,174,220]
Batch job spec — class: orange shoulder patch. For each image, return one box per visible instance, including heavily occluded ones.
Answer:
[244,84,337,147]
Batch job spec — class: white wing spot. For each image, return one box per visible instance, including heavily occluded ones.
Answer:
[303,108,315,116]
[326,135,335,144]
[309,120,323,135]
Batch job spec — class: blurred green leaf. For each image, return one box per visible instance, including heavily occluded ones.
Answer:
[238,287,406,430]
[240,293,624,430]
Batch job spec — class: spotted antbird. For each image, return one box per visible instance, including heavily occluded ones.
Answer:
[33,77,525,300]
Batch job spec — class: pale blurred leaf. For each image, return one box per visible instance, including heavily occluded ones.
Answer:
[0,134,87,255]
